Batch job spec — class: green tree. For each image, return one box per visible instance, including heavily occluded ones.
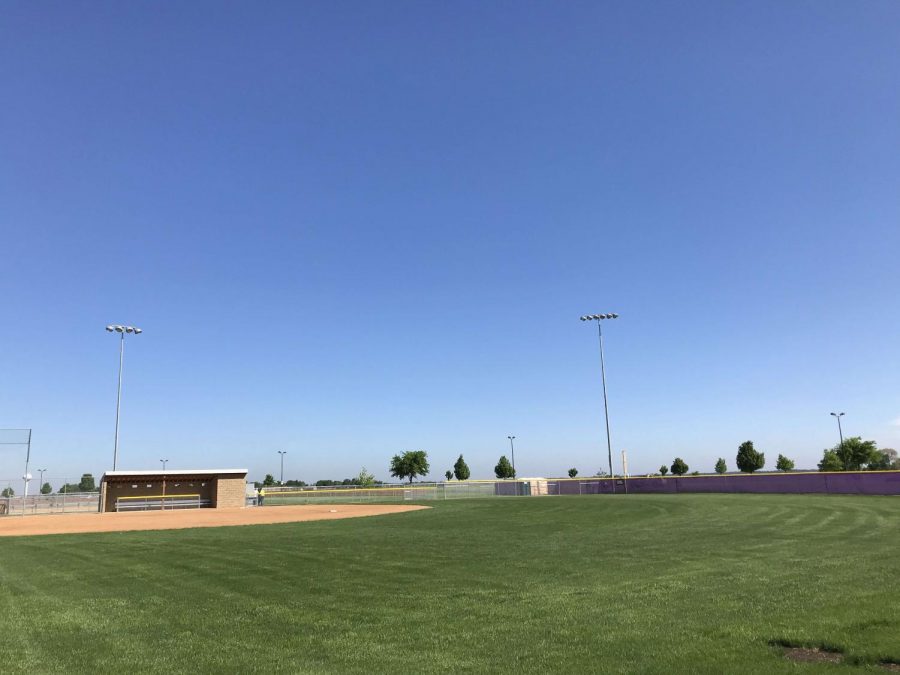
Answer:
[445,470,453,481]
[494,455,515,479]
[390,450,430,483]
[453,454,470,481]
[262,474,277,486]
[59,482,83,493]
[1,487,14,498]
[40,482,52,495]
[670,458,688,475]
[356,467,376,487]
[886,449,900,469]
[818,449,843,471]
[736,441,765,473]
[568,468,578,478]
[838,437,881,471]
[659,465,669,476]
[775,454,795,471]
[714,458,727,474]
[868,448,899,470]
[78,473,97,492]
[818,437,881,471]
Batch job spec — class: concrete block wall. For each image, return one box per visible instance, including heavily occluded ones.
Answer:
[215,477,247,508]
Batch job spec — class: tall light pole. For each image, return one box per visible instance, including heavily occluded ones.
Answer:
[160,459,168,471]
[580,313,619,493]
[106,324,142,471]
[507,436,516,477]
[21,429,32,512]
[830,412,845,454]
[278,450,287,484]
[38,468,47,492]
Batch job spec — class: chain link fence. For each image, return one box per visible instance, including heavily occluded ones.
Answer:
[259,480,527,505]
[0,491,100,516]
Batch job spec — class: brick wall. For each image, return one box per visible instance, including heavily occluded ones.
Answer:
[215,477,247,508]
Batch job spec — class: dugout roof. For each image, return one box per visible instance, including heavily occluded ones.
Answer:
[101,469,248,482]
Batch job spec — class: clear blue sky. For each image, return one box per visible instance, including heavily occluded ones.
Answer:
[2,1,899,486]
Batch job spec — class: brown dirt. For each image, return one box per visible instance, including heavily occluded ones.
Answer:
[781,647,844,664]
[0,504,429,537]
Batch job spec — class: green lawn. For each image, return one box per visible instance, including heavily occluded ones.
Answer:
[1,495,898,673]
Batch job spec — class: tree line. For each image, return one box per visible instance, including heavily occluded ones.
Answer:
[256,438,900,489]
[656,438,899,476]
[389,450,519,482]
[1,473,98,498]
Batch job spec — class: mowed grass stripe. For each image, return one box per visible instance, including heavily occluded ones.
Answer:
[0,495,898,673]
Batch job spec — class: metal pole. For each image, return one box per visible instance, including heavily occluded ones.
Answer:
[597,322,615,493]
[621,449,628,494]
[831,412,846,463]
[278,450,287,484]
[508,437,516,477]
[22,430,31,516]
[113,332,125,471]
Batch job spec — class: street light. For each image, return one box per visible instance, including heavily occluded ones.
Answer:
[105,324,142,471]
[38,468,47,492]
[507,436,516,477]
[160,459,168,471]
[830,412,845,454]
[278,450,287,484]
[580,313,620,493]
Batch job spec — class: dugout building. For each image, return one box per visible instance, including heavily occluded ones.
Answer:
[99,469,248,512]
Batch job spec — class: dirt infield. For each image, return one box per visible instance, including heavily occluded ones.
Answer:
[0,504,428,537]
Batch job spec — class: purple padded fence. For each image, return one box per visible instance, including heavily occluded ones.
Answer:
[541,471,900,496]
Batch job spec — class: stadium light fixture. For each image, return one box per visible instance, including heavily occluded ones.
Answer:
[106,324,143,471]
[580,312,620,492]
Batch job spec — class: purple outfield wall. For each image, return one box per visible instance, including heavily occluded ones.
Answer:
[543,471,900,496]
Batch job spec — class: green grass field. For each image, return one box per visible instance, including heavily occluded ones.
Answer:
[1,495,898,673]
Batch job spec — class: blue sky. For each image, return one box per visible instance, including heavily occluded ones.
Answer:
[2,1,899,485]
